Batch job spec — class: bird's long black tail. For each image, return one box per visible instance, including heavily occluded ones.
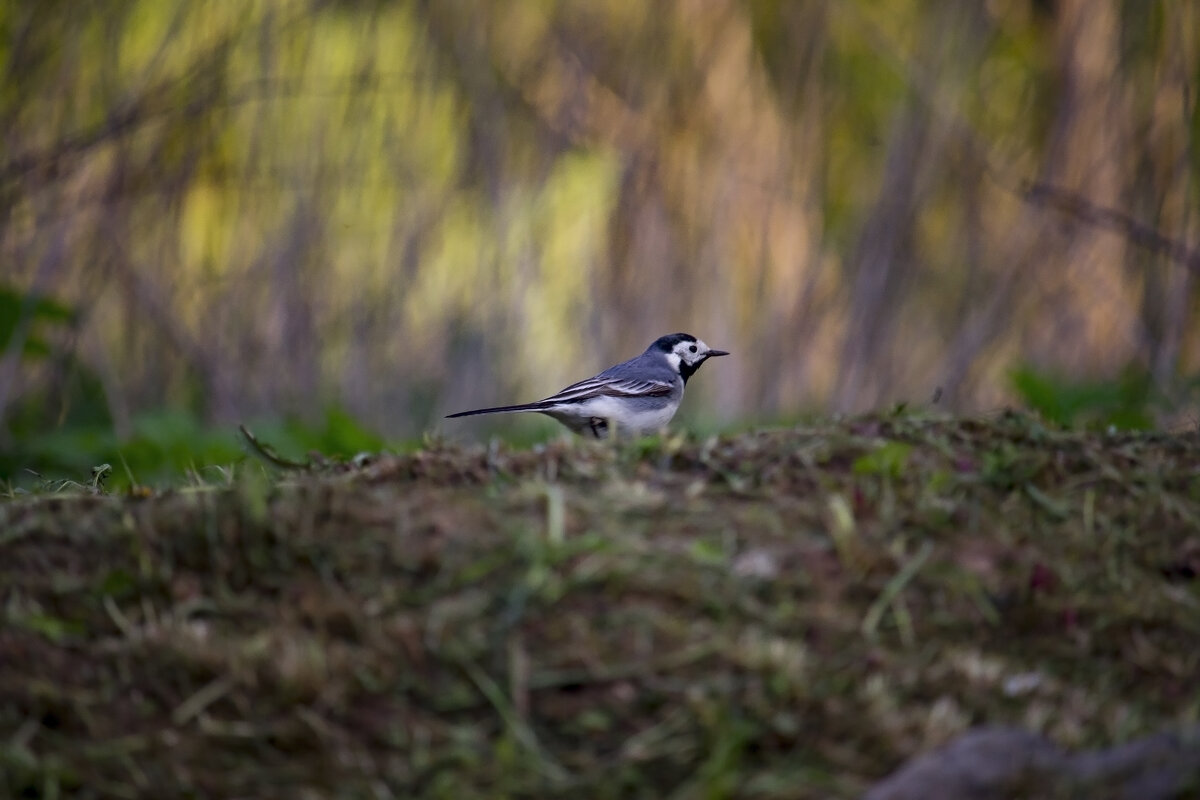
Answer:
[445,402,553,419]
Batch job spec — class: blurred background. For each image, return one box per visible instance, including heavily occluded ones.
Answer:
[2,0,1199,484]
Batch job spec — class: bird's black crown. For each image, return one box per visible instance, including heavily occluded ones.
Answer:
[649,333,698,352]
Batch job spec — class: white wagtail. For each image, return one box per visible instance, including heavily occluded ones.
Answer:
[446,333,729,438]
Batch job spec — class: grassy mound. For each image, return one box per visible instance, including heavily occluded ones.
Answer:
[3,413,1199,798]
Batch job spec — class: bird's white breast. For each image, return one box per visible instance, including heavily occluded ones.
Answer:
[545,394,680,436]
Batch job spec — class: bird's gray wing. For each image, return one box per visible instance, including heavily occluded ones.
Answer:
[539,375,674,405]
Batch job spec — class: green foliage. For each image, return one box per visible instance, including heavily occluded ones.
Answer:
[1010,365,1157,430]
[0,282,391,488]
[0,283,76,358]
[1,406,391,492]
[0,285,114,434]
[246,406,388,461]
[13,613,86,643]
[4,410,231,490]
[852,441,912,477]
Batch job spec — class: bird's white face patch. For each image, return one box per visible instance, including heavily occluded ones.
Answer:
[672,337,711,368]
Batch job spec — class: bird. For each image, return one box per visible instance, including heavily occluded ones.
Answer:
[446,333,729,438]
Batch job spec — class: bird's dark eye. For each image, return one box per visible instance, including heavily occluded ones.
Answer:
[688,345,697,353]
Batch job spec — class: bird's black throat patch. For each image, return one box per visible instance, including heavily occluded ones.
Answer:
[679,355,706,384]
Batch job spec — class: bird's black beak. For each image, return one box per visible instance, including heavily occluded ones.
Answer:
[706,349,730,358]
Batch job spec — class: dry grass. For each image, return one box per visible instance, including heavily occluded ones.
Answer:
[3,412,1200,798]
